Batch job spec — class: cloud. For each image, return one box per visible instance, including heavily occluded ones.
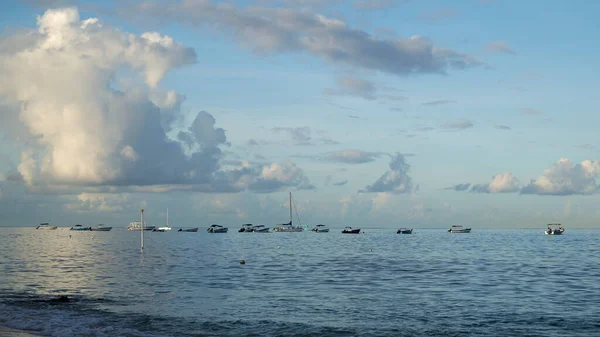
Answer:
[520,107,543,115]
[126,1,484,76]
[0,8,221,189]
[445,183,470,191]
[321,149,382,164]
[272,127,312,145]
[521,158,600,196]
[247,160,315,192]
[422,99,456,106]
[0,7,316,195]
[361,153,413,193]
[417,8,459,22]
[324,76,377,100]
[471,172,520,193]
[484,41,516,55]
[333,180,348,186]
[65,192,128,213]
[441,119,474,131]
[494,124,511,130]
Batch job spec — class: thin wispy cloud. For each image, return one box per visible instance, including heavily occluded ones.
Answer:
[441,119,474,131]
[484,41,516,55]
[422,99,457,106]
[520,107,543,115]
[494,124,511,130]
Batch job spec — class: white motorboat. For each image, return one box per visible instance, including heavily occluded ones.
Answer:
[273,192,304,232]
[207,224,228,233]
[545,223,564,235]
[448,225,471,233]
[239,224,254,232]
[127,221,155,231]
[252,225,270,233]
[36,223,57,230]
[311,224,329,232]
[397,228,413,234]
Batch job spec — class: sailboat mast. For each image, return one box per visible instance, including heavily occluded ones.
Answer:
[140,209,144,252]
[167,208,169,227]
[289,192,292,225]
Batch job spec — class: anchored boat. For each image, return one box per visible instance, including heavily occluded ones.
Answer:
[545,223,564,235]
[448,225,471,233]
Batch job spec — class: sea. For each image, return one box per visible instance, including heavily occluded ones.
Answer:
[0,227,599,337]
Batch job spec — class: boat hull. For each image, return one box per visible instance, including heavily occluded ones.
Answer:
[36,226,58,230]
[312,229,330,232]
[70,227,90,231]
[273,227,303,232]
[448,229,471,233]
[90,227,112,231]
[342,229,361,234]
[397,229,413,234]
[545,230,564,235]
[179,228,198,232]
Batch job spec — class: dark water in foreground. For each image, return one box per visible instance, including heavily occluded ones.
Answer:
[1,227,599,337]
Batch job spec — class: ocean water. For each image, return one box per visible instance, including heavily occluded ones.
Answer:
[0,227,599,337]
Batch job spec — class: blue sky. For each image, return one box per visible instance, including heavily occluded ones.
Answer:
[0,0,599,228]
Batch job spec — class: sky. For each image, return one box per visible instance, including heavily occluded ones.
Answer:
[0,0,599,228]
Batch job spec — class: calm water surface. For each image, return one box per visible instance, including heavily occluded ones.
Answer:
[0,227,599,336]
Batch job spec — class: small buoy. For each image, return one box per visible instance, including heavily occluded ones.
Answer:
[69,235,71,238]
[240,260,245,265]
[277,246,281,249]
[369,248,373,252]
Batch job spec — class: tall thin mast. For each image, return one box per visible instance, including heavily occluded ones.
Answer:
[289,192,292,225]
[167,208,169,227]
[140,209,144,252]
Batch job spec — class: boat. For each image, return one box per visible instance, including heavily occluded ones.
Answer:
[207,224,228,233]
[545,223,564,235]
[70,224,90,231]
[273,192,304,232]
[448,225,471,233]
[127,221,156,231]
[397,228,413,234]
[178,228,198,232]
[342,226,360,234]
[89,224,112,231]
[311,224,329,232]
[252,225,270,233]
[239,224,254,232]
[36,223,57,230]
[156,208,172,231]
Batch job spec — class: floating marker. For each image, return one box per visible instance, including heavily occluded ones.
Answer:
[369,248,373,252]
[240,260,246,265]
[277,246,281,249]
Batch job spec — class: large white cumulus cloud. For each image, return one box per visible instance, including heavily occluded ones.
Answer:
[521,158,600,196]
[0,8,199,187]
[0,7,314,193]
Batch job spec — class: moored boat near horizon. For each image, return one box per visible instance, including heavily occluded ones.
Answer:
[252,225,270,233]
[448,225,471,233]
[239,224,254,232]
[207,224,228,233]
[311,224,329,232]
[89,224,112,231]
[178,228,198,232]
[70,224,90,231]
[397,228,413,234]
[545,223,564,235]
[156,208,172,232]
[342,226,360,234]
[273,192,304,232]
[36,223,57,230]
[127,221,155,231]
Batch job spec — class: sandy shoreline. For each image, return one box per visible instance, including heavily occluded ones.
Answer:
[0,326,42,336]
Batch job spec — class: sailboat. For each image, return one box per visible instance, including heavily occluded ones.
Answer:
[273,192,303,232]
[154,208,172,232]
